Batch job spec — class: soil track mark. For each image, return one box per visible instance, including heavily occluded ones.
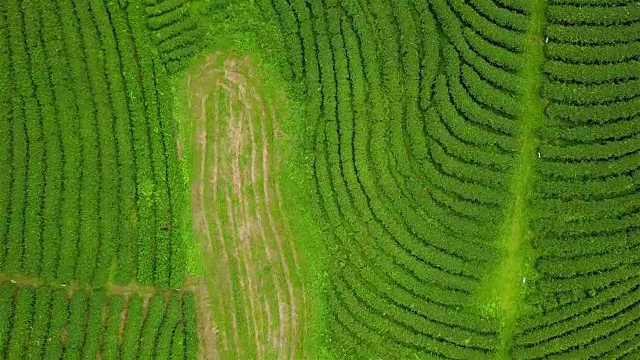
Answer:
[0,272,187,297]
[188,54,304,359]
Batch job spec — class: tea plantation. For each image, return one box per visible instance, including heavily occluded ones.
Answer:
[1,0,639,358]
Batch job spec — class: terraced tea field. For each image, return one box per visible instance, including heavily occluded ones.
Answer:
[0,0,200,358]
[1,0,639,358]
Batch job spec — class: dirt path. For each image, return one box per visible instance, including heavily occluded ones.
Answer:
[187,54,304,359]
[209,91,237,355]
[0,272,186,297]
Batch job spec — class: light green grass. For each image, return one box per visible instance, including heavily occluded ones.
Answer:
[474,1,548,357]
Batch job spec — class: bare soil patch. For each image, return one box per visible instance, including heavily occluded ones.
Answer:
[187,53,304,359]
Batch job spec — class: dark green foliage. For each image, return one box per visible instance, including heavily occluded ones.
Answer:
[64,291,89,360]
[547,3,640,26]
[4,0,29,276]
[103,0,141,285]
[2,0,638,358]
[69,0,106,285]
[547,22,640,45]
[142,0,203,73]
[543,59,640,85]
[183,292,199,359]
[43,290,68,360]
[260,0,640,357]
[0,0,192,288]
[0,283,198,359]
[120,295,145,359]
[542,78,640,106]
[154,293,182,359]
[21,0,47,279]
[472,0,529,31]
[55,0,92,284]
[0,284,14,357]
[258,0,517,357]
[26,288,53,359]
[445,0,525,52]
[102,295,125,360]
[6,287,35,359]
[0,0,198,356]
[546,41,640,64]
[515,1,640,357]
[0,4,11,271]
[81,291,106,359]
[138,295,167,358]
[145,0,185,17]
[170,322,185,360]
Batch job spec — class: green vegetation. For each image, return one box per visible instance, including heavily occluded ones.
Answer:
[255,0,640,358]
[1,0,639,358]
[0,283,194,359]
[0,0,191,288]
[0,0,199,358]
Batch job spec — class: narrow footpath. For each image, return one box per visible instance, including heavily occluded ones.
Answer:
[494,1,547,357]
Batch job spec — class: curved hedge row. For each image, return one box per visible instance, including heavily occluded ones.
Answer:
[257,0,541,357]
[543,59,640,84]
[514,1,640,358]
[546,40,640,65]
[262,0,640,357]
[142,0,202,73]
[546,22,640,45]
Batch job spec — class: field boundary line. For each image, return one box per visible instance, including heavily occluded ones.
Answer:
[493,1,547,357]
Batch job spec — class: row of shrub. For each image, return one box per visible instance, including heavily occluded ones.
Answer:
[443,0,525,52]
[512,272,640,358]
[543,59,640,84]
[546,21,640,45]
[546,3,640,26]
[519,1,640,357]
[261,0,530,357]
[1,0,40,279]
[546,41,640,65]
[264,0,640,357]
[141,0,202,73]
[0,0,188,289]
[0,282,198,359]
